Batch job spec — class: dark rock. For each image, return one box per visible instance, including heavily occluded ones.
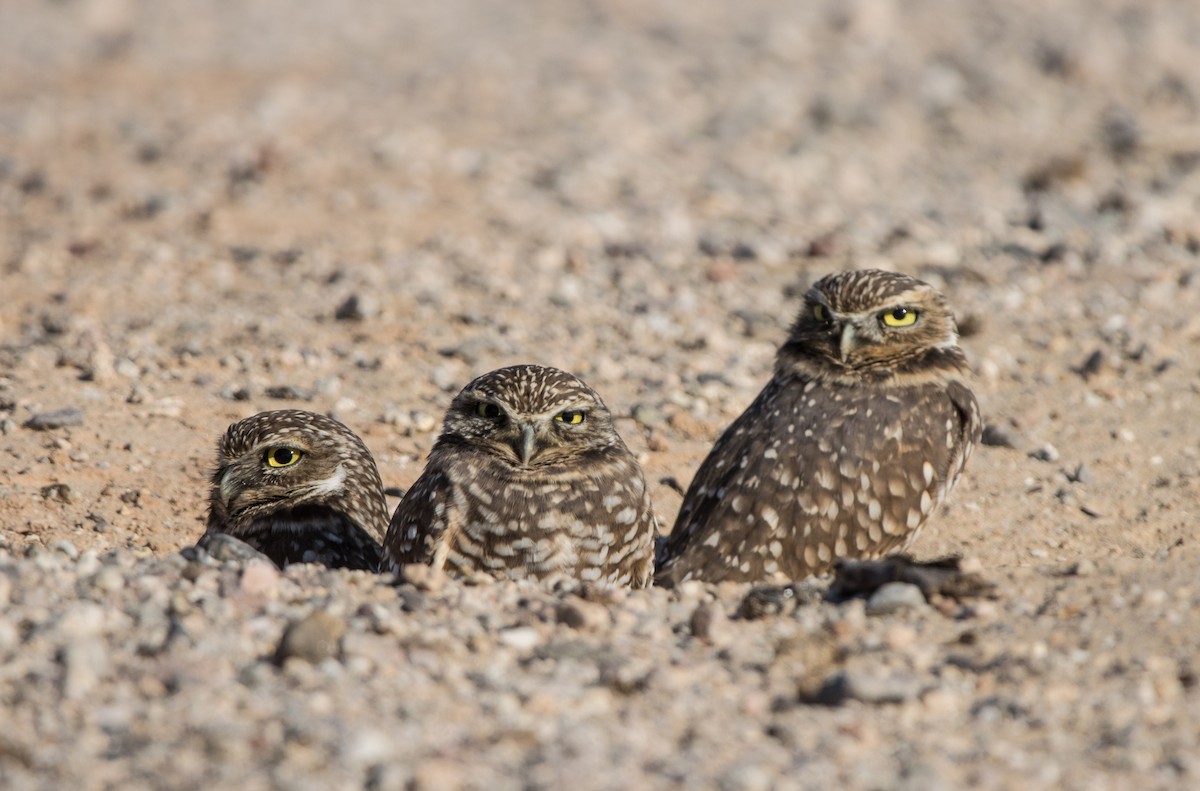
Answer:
[981,423,1025,449]
[24,407,84,430]
[264,385,314,401]
[829,555,995,602]
[738,585,797,619]
[806,670,927,706]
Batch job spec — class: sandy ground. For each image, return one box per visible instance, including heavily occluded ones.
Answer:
[2,0,1200,788]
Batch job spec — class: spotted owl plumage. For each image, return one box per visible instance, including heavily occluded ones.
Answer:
[382,365,657,588]
[656,269,982,585]
[200,409,389,570]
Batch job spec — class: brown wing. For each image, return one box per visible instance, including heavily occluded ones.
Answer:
[940,378,983,504]
[657,378,790,584]
[658,374,975,584]
[381,460,459,575]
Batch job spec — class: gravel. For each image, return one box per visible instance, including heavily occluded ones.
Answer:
[3,0,1200,788]
[0,545,1196,790]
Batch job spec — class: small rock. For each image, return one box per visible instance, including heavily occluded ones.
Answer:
[398,564,447,593]
[60,637,110,699]
[219,384,253,401]
[239,562,280,598]
[689,601,730,645]
[498,626,540,651]
[193,534,275,566]
[275,611,346,665]
[0,616,17,652]
[1076,349,1106,379]
[41,483,75,503]
[958,557,984,575]
[883,623,919,652]
[1069,559,1097,577]
[631,403,664,427]
[556,597,610,631]
[395,587,426,613]
[24,407,84,430]
[981,423,1026,450]
[51,540,79,560]
[334,293,378,321]
[1065,463,1093,485]
[411,758,464,791]
[737,585,797,619]
[87,566,125,594]
[675,580,709,600]
[1029,443,1060,463]
[264,385,314,401]
[807,670,926,706]
[866,582,929,616]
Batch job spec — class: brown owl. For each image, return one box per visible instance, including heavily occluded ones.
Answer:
[382,365,656,588]
[657,269,982,585]
[200,409,388,570]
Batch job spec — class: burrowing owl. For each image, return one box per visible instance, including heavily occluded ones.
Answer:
[656,269,981,585]
[200,409,388,570]
[383,364,656,587]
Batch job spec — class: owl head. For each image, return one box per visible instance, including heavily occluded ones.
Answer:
[439,364,624,469]
[207,409,383,533]
[782,269,965,379]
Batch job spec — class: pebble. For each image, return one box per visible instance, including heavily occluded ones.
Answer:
[866,582,929,616]
[808,670,928,706]
[980,423,1026,449]
[334,293,379,321]
[631,403,664,427]
[41,483,75,503]
[0,616,17,652]
[87,566,126,594]
[263,385,314,401]
[737,585,797,619]
[1065,463,1093,485]
[497,626,540,651]
[239,562,280,598]
[411,758,464,791]
[689,600,730,645]
[399,565,447,592]
[1029,443,1060,463]
[275,611,346,665]
[1069,559,1096,577]
[60,637,111,699]
[23,407,85,430]
[556,597,610,631]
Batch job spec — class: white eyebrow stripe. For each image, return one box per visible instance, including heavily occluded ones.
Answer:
[308,464,347,497]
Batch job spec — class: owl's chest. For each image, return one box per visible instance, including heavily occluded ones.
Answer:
[769,378,949,447]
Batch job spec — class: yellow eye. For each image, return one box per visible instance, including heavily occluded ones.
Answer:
[476,402,502,419]
[813,304,829,323]
[265,447,302,468]
[882,307,918,327]
[556,410,585,425]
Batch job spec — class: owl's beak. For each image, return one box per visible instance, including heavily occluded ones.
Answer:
[515,422,538,465]
[839,323,861,362]
[218,468,239,507]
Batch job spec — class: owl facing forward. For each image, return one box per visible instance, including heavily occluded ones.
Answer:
[657,269,982,585]
[383,364,656,588]
[201,410,389,570]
